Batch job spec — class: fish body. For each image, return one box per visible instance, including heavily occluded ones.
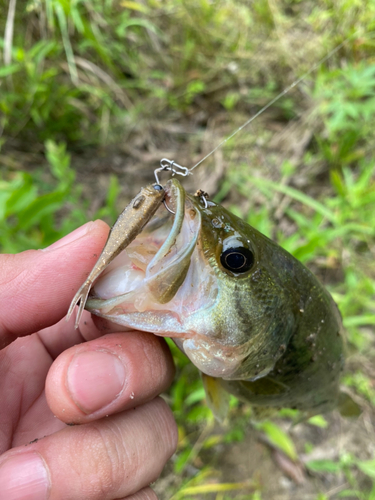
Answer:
[188,195,345,414]
[70,179,346,416]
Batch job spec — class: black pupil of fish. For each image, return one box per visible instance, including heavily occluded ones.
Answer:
[221,247,254,273]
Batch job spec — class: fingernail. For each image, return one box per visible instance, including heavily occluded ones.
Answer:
[0,453,50,500]
[42,222,95,252]
[67,350,127,414]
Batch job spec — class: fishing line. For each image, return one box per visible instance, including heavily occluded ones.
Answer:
[188,32,359,173]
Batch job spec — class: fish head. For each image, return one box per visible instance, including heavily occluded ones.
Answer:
[86,179,299,381]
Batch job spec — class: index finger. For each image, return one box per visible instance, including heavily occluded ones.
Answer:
[0,221,109,349]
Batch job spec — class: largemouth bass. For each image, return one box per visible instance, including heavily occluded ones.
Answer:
[68,178,349,419]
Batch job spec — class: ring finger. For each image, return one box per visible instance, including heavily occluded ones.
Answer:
[0,398,177,500]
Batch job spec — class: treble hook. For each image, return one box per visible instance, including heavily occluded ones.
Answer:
[155,159,191,214]
[195,189,209,209]
[201,194,208,209]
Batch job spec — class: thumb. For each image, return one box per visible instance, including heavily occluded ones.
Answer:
[0,220,109,349]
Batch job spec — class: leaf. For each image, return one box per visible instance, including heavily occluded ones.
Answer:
[54,1,78,84]
[369,482,375,500]
[338,490,363,498]
[5,173,37,217]
[184,387,206,406]
[186,405,212,423]
[344,315,375,327]
[257,421,297,461]
[358,459,375,479]
[45,140,74,187]
[330,170,347,197]
[202,434,223,449]
[307,415,328,428]
[0,64,21,77]
[306,459,341,473]
[120,1,149,13]
[174,447,192,474]
[17,191,66,230]
[247,176,338,224]
[28,40,56,64]
[174,481,255,497]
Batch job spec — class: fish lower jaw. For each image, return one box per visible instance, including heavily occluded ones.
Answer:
[179,338,244,378]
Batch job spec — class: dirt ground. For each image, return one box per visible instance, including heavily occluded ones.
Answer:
[169,412,375,500]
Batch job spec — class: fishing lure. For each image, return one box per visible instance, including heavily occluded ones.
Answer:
[68,182,165,327]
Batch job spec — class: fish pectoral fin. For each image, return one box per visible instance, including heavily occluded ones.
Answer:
[338,389,362,418]
[201,373,230,424]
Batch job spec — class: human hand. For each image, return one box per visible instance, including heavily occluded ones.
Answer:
[0,220,177,500]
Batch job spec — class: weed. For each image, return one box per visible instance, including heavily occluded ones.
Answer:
[0,140,119,252]
[307,453,375,500]
[1,1,375,499]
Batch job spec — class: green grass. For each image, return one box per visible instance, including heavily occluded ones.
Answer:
[0,140,120,252]
[1,0,375,498]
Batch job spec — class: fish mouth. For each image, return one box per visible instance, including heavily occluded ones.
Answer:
[85,180,271,381]
[86,181,218,335]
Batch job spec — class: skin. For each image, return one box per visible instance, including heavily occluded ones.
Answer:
[0,220,177,500]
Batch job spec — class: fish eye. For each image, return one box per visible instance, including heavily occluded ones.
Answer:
[220,247,254,273]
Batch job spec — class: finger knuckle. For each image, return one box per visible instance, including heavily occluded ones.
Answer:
[71,424,124,497]
[145,398,178,460]
[125,487,159,500]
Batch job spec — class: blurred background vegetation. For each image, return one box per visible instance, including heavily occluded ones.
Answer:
[1,0,375,498]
